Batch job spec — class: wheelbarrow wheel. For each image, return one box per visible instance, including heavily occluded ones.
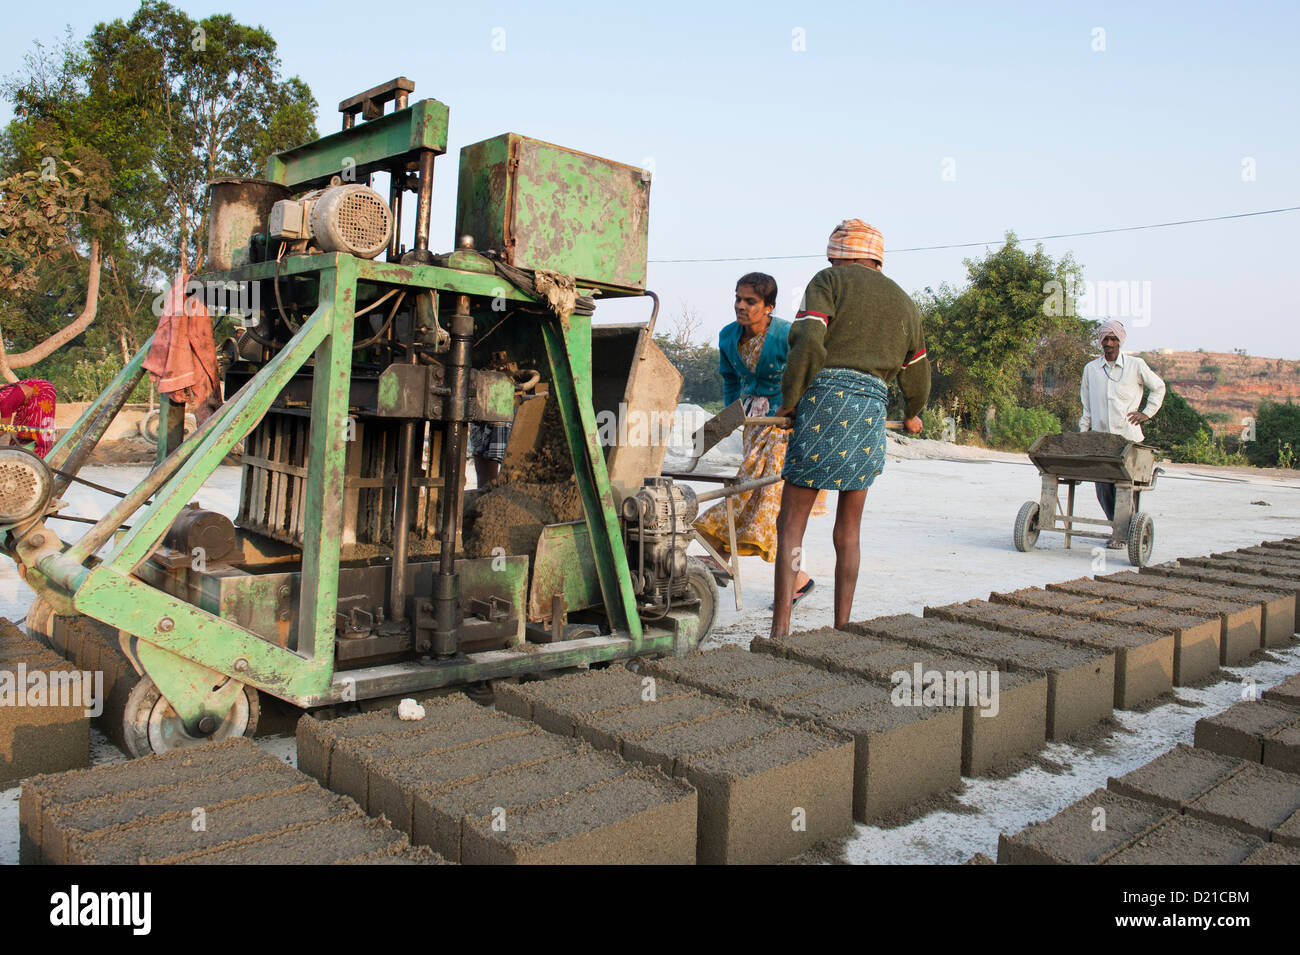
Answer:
[1127,511,1154,567]
[1013,501,1041,552]
[684,557,719,643]
[122,675,259,758]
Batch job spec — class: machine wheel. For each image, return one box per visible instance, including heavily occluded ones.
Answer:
[122,675,259,758]
[1127,511,1154,567]
[684,557,719,642]
[1013,501,1041,552]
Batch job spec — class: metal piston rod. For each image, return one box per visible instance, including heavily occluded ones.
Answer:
[433,294,473,656]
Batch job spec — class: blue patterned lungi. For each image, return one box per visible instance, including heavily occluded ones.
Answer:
[782,367,889,491]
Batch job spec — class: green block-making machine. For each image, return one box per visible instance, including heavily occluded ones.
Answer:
[0,78,732,756]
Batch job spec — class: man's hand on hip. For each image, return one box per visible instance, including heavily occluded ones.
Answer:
[1127,411,1150,425]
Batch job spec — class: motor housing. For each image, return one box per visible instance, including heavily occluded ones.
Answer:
[622,477,698,606]
[269,184,393,259]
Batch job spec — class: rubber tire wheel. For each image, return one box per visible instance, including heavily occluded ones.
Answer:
[684,557,720,644]
[1127,511,1154,567]
[1013,501,1041,552]
[122,675,259,758]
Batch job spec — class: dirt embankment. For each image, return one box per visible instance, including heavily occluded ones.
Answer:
[1140,350,1300,430]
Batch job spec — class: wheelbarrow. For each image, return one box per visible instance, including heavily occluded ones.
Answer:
[1013,431,1160,566]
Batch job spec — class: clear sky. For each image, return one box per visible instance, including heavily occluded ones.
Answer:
[4,1,1297,355]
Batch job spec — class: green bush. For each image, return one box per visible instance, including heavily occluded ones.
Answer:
[1141,387,1209,451]
[1246,401,1300,468]
[1171,428,1248,466]
[920,406,951,441]
[988,404,1061,451]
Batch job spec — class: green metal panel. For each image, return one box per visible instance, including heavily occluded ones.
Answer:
[264,99,449,190]
[294,262,355,661]
[529,521,600,620]
[456,133,650,295]
[541,313,642,641]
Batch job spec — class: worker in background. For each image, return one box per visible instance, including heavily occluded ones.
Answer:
[0,379,58,457]
[470,421,510,486]
[695,273,826,605]
[1079,319,1165,546]
[770,220,928,639]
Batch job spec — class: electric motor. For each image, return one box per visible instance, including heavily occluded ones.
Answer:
[269,184,393,259]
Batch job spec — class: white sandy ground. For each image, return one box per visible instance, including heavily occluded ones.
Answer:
[3,426,1300,864]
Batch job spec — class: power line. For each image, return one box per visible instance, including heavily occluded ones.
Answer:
[647,204,1300,264]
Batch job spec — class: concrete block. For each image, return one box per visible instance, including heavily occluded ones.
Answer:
[1104,815,1263,865]
[1194,700,1300,763]
[1130,567,1296,647]
[1264,673,1300,711]
[18,736,442,865]
[301,684,696,865]
[500,666,854,864]
[1008,617,1173,710]
[641,648,962,821]
[1186,761,1300,841]
[1264,720,1300,776]
[1106,608,1221,684]
[295,694,490,784]
[997,789,1173,865]
[40,760,305,865]
[1108,744,1248,811]
[412,749,630,861]
[763,627,1047,776]
[459,771,697,865]
[0,621,91,786]
[1241,842,1300,864]
[19,737,271,865]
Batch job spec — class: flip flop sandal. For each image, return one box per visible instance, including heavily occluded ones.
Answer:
[791,579,815,607]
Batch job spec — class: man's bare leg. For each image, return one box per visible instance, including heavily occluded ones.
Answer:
[771,482,820,639]
[831,489,867,629]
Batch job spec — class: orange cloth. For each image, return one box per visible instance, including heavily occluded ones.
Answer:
[143,275,220,421]
[826,219,884,263]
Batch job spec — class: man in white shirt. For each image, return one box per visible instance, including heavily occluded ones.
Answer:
[1078,320,1165,545]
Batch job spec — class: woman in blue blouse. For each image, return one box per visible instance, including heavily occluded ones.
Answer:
[696,273,822,604]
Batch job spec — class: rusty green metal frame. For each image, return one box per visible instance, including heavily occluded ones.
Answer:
[264,98,449,190]
[40,260,358,714]
[541,312,642,641]
[26,251,653,721]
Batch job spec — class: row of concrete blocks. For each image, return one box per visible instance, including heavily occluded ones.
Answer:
[291,555,1292,867]
[299,681,837,865]
[18,737,444,865]
[0,619,90,788]
[996,744,1300,864]
[992,541,1300,865]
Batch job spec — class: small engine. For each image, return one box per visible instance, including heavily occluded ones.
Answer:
[622,477,698,608]
[269,183,393,259]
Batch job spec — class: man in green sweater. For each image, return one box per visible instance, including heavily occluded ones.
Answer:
[771,219,929,638]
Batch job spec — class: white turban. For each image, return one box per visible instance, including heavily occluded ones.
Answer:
[1097,320,1127,346]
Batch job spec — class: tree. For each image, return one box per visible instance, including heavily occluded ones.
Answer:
[1246,401,1300,468]
[82,1,317,273]
[1141,386,1209,452]
[0,137,111,381]
[0,4,316,395]
[916,233,1095,429]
